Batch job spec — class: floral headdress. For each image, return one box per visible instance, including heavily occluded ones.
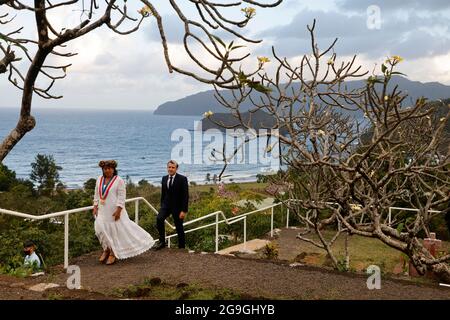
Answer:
[98,160,118,168]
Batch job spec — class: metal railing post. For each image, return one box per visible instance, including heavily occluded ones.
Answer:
[135,199,139,224]
[168,237,171,248]
[2,199,445,268]
[215,212,219,253]
[271,207,274,237]
[243,216,247,250]
[64,214,69,269]
[286,207,290,228]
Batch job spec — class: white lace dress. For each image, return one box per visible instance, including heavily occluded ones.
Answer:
[93,175,155,259]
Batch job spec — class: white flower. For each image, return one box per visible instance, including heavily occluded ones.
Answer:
[138,6,153,16]
[350,204,362,211]
[241,7,256,19]
[203,110,214,118]
[257,56,270,64]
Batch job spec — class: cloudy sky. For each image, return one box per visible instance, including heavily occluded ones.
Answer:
[1,0,449,110]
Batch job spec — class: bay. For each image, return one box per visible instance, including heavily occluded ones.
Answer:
[0,108,277,188]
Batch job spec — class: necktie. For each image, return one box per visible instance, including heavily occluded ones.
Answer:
[168,176,173,189]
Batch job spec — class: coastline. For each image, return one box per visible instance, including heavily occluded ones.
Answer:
[62,179,266,192]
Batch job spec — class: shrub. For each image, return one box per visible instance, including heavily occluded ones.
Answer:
[0,163,16,192]
[263,243,278,260]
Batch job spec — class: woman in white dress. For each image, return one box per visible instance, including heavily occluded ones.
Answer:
[92,160,155,265]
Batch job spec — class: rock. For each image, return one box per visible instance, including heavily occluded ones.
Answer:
[267,228,282,237]
[148,277,162,286]
[28,283,60,292]
[135,287,151,297]
[289,262,304,268]
[239,249,256,254]
[294,252,307,262]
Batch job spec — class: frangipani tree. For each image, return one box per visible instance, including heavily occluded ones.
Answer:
[0,0,283,161]
[208,20,450,282]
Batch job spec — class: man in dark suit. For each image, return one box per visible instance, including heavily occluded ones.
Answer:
[155,160,189,250]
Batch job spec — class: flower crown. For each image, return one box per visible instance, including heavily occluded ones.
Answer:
[98,160,117,168]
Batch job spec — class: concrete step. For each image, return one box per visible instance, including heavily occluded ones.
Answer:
[216,239,270,256]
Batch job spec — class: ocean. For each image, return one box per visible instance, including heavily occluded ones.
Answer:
[0,108,279,188]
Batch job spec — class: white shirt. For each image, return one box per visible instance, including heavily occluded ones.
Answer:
[24,252,41,269]
[167,173,176,189]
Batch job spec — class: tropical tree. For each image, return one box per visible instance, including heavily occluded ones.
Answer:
[0,0,283,161]
[0,162,16,191]
[209,20,450,282]
[30,154,62,195]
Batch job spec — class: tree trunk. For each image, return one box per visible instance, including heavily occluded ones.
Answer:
[430,262,450,284]
[0,8,49,161]
[344,231,350,271]
[0,114,36,161]
[408,239,450,283]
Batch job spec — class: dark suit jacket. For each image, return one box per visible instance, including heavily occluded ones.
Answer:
[160,174,189,213]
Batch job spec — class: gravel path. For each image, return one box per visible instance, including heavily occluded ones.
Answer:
[29,248,449,300]
[2,226,449,300]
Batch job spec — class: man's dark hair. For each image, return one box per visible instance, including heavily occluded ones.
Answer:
[23,240,35,248]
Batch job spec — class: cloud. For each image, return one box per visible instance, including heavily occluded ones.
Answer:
[145,15,186,44]
[337,0,450,12]
[2,1,450,111]
[256,8,450,60]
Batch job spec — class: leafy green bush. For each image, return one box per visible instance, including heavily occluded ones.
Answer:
[0,159,282,270]
[0,163,16,192]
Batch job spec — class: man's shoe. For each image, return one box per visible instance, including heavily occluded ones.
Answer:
[154,243,166,251]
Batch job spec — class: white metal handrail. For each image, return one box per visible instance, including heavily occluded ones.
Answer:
[286,199,442,226]
[388,207,442,225]
[0,197,284,269]
[166,202,283,252]
[0,197,173,269]
[1,196,441,269]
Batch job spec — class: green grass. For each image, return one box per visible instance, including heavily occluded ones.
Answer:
[46,293,64,300]
[191,182,269,195]
[278,229,450,276]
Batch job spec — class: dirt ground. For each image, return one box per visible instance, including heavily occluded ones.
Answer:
[0,274,111,300]
[1,227,449,300]
[1,246,447,300]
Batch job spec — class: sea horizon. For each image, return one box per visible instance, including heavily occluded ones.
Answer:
[0,108,277,188]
